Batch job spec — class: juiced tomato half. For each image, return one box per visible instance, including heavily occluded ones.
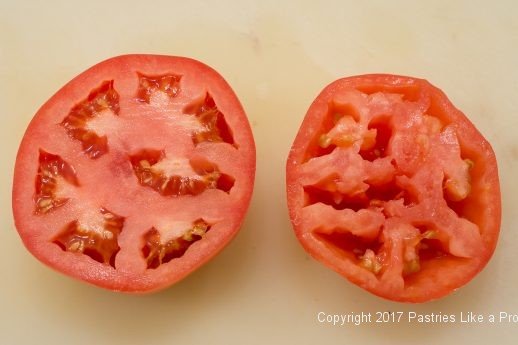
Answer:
[13,55,255,292]
[286,74,500,302]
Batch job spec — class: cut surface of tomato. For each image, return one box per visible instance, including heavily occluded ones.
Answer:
[286,74,500,302]
[13,55,255,293]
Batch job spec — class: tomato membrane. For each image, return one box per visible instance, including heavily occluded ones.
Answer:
[13,55,255,292]
[287,74,500,302]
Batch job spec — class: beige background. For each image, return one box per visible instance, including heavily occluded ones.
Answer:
[1,0,517,344]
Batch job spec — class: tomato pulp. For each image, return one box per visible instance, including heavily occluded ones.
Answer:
[286,74,500,302]
[13,55,256,292]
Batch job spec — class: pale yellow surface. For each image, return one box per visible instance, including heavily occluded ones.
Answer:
[1,1,517,344]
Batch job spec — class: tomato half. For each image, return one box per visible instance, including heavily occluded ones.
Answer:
[286,74,501,303]
[12,55,256,293]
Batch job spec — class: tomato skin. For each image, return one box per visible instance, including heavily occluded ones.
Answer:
[12,55,256,293]
[286,74,501,303]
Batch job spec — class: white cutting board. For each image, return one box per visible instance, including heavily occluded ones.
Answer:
[1,0,517,344]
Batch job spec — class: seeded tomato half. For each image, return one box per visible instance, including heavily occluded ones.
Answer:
[13,55,256,292]
[286,74,500,302]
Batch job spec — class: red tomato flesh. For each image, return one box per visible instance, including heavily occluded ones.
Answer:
[286,74,500,303]
[13,55,255,293]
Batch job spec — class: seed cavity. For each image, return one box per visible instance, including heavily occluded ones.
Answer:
[61,80,120,159]
[136,72,182,103]
[183,93,235,147]
[142,219,211,269]
[35,150,79,214]
[53,208,125,268]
